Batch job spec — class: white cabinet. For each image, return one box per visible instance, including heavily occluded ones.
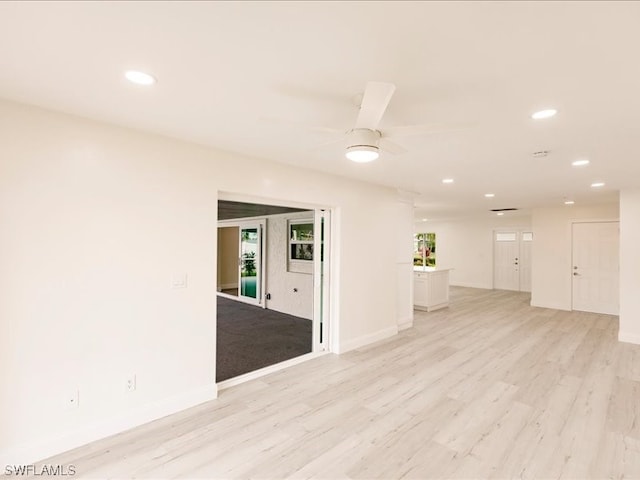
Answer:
[414,268,451,311]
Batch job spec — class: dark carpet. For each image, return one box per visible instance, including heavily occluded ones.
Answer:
[216,296,312,382]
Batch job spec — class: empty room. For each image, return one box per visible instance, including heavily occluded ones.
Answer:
[1,2,640,479]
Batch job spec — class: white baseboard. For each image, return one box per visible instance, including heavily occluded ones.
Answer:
[217,351,328,391]
[529,300,571,311]
[450,282,491,289]
[0,383,218,466]
[336,325,398,354]
[397,316,413,331]
[619,331,640,345]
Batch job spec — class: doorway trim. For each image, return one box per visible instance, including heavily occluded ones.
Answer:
[217,218,267,307]
[216,191,338,387]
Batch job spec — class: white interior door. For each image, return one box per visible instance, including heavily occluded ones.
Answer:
[519,232,533,293]
[494,232,520,291]
[572,222,619,315]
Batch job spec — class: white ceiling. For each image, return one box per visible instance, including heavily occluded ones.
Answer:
[1,1,636,220]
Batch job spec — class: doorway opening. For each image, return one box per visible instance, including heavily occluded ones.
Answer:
[216,198,331,384]
[493,229,533,292]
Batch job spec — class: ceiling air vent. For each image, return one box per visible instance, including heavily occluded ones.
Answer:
[490,208,519,212]
[532,150,550,158]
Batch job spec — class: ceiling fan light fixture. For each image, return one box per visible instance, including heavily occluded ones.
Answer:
[346,145,379,163]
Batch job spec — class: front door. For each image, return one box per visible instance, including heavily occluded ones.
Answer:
[494,231,533,292]
[572,222,619,315]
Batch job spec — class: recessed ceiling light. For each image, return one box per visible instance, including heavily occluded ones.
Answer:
[531,109,557,120]
[497,212,505,216]
[442,178,454,184]
[591,182,605,188]
[484,193,495,198]
[421,218,428,222]
[572,159,590,167]
[564,200,575,205]
[124,70,156,86]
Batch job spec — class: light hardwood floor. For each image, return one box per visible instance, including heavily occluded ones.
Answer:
[46,287,640,479]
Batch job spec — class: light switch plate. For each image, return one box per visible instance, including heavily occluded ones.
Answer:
[171,274,187,289]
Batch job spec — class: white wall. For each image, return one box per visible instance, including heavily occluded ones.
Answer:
[619,189,640,344]
[414,215,532,289]
[265,212,314,319]
[217,226,239,289]
[531,202,619,311]
[0,99,407,463]
[395,195,415,330]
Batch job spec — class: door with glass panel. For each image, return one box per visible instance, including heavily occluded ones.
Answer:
[493,230,533,292]
[313,209,330,352]
[239,224,263,305]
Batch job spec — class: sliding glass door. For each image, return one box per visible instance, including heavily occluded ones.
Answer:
[313,209,330,351]
[239,226,260,301]
[217,219,265,306]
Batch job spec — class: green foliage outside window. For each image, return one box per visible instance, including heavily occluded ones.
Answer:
[414,233,436,267]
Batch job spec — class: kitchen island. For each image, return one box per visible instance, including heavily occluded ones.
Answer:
[414,267,452,312]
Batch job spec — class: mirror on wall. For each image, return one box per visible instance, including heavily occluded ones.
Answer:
[414,233,436,267]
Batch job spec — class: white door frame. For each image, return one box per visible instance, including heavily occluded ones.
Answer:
[312,209,331,352]
[217,218,266,307]
[217,192,337,356]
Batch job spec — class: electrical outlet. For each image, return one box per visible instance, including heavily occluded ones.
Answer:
[171,274,187,289]
[65,389,79,410]
[125,374,136,392]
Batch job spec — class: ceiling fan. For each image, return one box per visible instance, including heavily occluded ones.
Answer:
[263,81,469,163]
[341,81,399,163]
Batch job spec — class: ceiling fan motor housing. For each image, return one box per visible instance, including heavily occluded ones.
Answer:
[346,128,381,149]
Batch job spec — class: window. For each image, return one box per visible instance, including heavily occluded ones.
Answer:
[496,232,517,241]
[522,232,533,241]
[414,233,436,267]
[289,220,314,262]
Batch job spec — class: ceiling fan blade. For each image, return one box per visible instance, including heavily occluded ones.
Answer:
[310,137,345,152]
[259,116,343,135]
[354,82,396,130]
[379,137,407,155]
[384,122,474,137]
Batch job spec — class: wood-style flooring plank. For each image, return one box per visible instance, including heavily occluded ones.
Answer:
[42,287,640,479]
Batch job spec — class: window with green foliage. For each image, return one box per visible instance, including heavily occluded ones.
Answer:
[289,220,314,262]
[414,233,436,267]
